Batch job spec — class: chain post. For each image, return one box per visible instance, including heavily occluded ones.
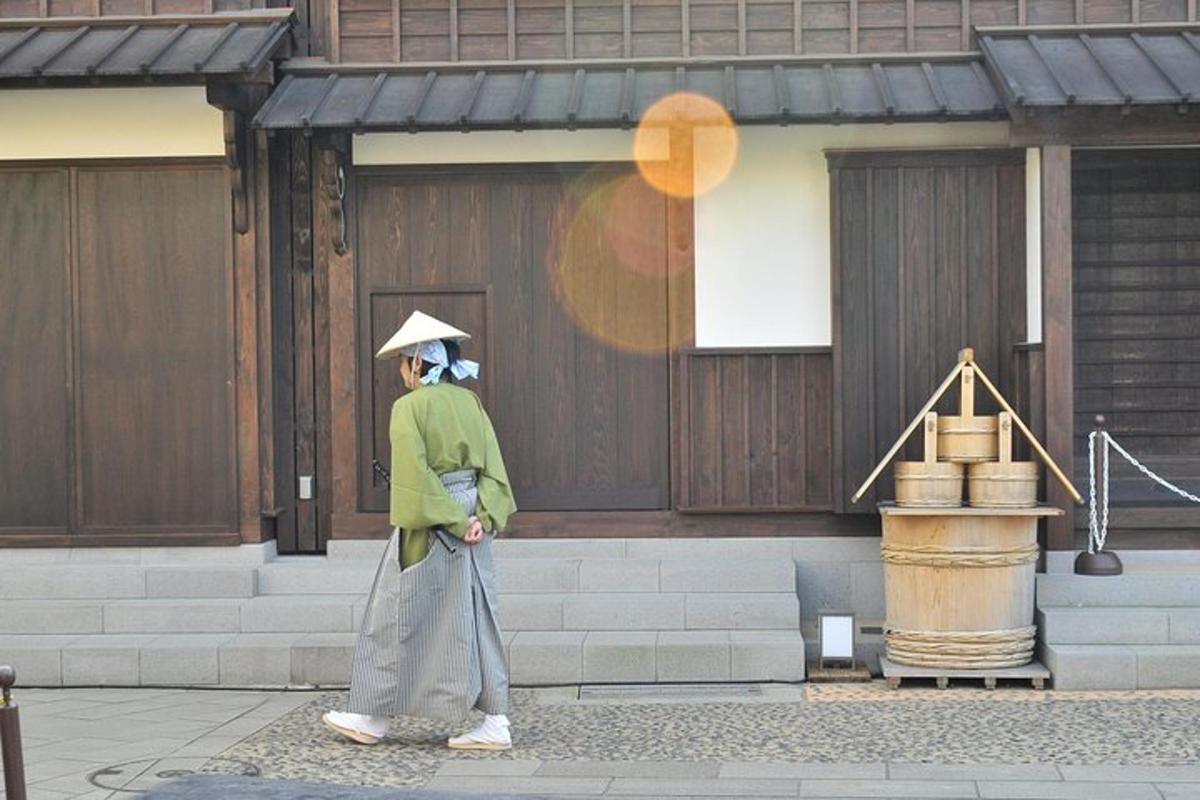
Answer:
[1075,415,1123,576]
[0,665,28,800]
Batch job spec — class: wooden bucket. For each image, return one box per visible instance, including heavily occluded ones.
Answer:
[968,462,1039,508]
[881,509,1040,669]
[937,415,998,463]
[894,462,964,508]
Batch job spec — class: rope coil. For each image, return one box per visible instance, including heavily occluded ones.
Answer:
[880,542,1040,567]
[885,625,1036,669]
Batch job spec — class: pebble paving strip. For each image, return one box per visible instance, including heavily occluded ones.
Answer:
[208,684,1200,789]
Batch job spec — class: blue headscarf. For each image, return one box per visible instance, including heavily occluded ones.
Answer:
[402,340,480,386]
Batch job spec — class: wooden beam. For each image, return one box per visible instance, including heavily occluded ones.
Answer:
[1041,144,1075,549]
[850,358,966,504]
[623,0,632,58]
[390,0,400,62]
[905,0,914,50]
[794,0,802,53]
[233,116,262,543]
[450,0,459,61]
[850,0,859,53]
[682,0,690,56]
[507,0,516,59]
[565,0,574,58]
[738,0,748,55]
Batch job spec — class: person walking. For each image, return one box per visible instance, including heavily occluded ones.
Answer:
[322,310,518,751]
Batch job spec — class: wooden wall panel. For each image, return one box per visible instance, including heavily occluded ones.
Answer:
[75,166,236,532]
[330,0,1189,60]
[830,149,1027,513]
[678,349,833,512]
[354,166,670,515]
[0,169,70,534]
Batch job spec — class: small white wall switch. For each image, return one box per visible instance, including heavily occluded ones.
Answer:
[299,475,315,500]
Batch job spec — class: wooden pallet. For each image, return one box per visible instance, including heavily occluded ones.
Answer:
[879,656,1051,690]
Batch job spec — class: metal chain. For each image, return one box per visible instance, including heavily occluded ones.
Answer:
[1105,433,1200,505]
[1089,429,1200,554]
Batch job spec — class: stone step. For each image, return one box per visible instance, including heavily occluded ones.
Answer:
[1036,573,1200,607]
[1045,550,1200,574]
[0,565,257,600]
[0,629,806,688]
[1041,643,1200,690]
[257,556,798,596]
[1038,606,1200,645]
[502,592,800,631]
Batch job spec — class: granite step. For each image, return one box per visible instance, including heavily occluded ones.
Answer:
[1036,572,1200,607]
[1041,643,1200,690]
[0,629,806,688]
[1038,606,1200,646]
[0,564,258,600]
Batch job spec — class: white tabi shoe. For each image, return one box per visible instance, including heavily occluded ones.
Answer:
[322,711,389,745]
[447,714,512,751]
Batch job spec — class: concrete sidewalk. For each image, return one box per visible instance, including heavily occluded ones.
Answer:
[3,684,1200,799]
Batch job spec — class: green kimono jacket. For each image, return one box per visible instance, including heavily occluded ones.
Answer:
[389,382,517,568]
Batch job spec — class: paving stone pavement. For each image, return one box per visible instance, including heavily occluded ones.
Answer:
[3,684,1200,799]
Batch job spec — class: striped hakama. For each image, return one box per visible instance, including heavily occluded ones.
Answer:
[347,469,510,723]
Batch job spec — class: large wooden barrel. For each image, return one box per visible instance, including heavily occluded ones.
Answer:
[879,507,1055,669]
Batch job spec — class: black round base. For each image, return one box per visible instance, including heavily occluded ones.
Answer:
[1074,550,1124,576]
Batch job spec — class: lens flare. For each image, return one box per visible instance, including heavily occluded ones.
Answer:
[633,91,739,199]
[545,168,687,355]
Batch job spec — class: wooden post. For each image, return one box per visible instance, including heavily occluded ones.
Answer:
[1041,145,1075,549]
[923,412,938,464]
[998,411,1013,464]
[960,366,975,419]
[0,667,26,800]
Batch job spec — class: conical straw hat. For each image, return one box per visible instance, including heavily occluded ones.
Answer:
[375,310,471,360]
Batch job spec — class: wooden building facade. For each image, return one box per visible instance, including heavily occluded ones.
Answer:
[1,0,1198,554]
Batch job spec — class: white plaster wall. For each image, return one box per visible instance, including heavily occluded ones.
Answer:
[692,123,1011,348]
[0,87,224,160]
[353,129,668,164]
[1026,148,1043,345]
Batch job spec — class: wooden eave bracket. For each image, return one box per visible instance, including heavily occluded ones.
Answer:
[850,346,1084,505]
[207,82,266,235]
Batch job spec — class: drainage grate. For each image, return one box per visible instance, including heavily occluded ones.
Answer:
[579,684,764,700]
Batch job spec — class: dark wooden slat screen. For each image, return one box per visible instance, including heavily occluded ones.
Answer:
[1071,150,1200,540]
[677,349,833,512]
[829,149,1027,513]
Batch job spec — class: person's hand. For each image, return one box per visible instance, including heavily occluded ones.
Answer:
[464,515,484,544]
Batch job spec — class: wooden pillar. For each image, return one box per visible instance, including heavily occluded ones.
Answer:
[667,125,696,510]
[1041,145,1074,550]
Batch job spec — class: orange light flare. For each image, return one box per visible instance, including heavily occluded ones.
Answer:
[633,91,739,199]
[544,168,686,355]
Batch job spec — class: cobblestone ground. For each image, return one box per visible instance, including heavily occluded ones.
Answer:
[211,683,1200,794]
[6,684,1200,799]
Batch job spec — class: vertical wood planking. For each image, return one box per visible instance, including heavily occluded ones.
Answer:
[677,350,835,512]
[290,142,318,551]
[269,136,298,551]
[831,151,1027,512]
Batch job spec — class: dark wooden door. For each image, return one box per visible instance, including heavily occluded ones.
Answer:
[1073,150,1200,543]
[355,164,671,513]
[0,162,236,540]
[829,150,1028,512]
